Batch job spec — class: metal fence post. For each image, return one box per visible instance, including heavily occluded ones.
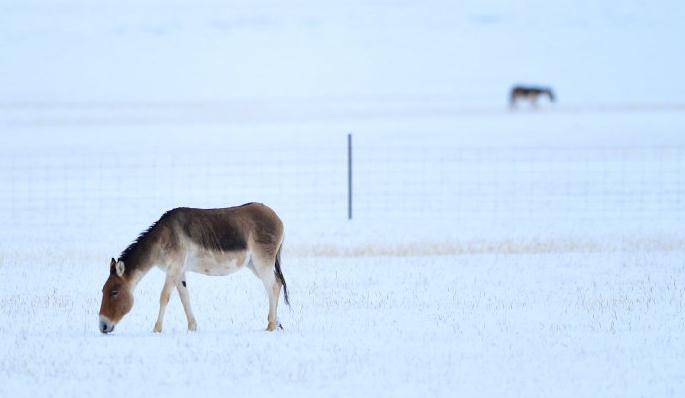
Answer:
[348,133,352,220]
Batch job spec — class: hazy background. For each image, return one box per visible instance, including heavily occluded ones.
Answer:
[2,0,684,105]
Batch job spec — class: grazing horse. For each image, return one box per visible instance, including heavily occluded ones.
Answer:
[510,85,555,108]
[98,203,289,334]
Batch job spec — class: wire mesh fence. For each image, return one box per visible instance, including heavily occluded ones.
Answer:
[1,131,683,246]
[356,143,684,224]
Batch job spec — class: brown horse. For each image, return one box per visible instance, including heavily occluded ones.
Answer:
[98,203,289,334]
[510,85,556,108]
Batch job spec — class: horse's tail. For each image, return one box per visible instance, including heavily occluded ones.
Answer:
[274,245,290,306]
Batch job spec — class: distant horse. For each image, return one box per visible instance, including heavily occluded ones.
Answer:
[510,85,555,108]
[98,203,289,334]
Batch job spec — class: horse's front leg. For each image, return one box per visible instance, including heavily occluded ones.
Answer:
[153,274,177,333]
[176,273,197,331]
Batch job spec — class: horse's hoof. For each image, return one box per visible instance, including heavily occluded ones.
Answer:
[266,322,280,332]
[188,321,197,331]
[153,324,162,333]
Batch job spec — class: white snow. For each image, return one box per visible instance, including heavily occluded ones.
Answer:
[1,0,685,397]
[1,252,684,397]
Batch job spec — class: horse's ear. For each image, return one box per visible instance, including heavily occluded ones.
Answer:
[110,258,116,268]
[115,260,125,277]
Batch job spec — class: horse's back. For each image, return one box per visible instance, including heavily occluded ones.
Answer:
[231,203,284,255]
[166,203,283,254]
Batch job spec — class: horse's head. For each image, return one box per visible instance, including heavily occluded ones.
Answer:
[546,88,556,102]
[98,258,134,334]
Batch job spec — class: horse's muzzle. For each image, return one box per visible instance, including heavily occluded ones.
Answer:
[99,315,115,334]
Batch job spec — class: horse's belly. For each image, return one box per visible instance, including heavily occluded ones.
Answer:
[186,249,249,276]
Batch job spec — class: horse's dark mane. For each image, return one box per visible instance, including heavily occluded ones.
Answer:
[117,209,179,272]
[118,221,159,264]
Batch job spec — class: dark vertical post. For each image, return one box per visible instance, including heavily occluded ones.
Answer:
[347,133,352,220]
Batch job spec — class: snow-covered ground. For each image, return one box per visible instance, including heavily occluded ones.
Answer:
[1,0,685,397]
[1,252,684,397]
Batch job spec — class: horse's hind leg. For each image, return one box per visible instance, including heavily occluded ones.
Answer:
[250,255,283,331]
[265,275,283,331]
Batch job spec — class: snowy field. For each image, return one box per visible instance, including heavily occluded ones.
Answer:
[1,252,684,397]
[2,0,685,397]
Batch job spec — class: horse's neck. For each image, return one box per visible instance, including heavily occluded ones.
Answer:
[127,269,147,290]
[122,241,161,288]
[126,263,154,289]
